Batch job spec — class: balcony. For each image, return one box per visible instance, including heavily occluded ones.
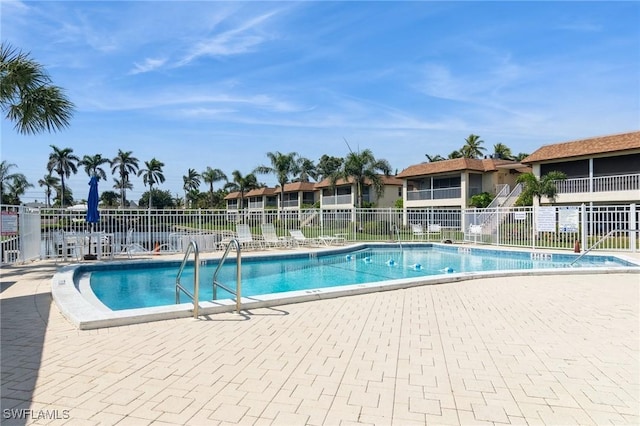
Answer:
[407,187,462,201]
[322,194,352,206]
[555,174,640,194]
[283,199,299,208]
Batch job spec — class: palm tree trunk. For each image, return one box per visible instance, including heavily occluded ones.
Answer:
[60,175,66,208]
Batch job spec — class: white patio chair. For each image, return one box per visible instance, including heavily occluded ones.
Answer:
[289,229,321,247]
[261,223,290,248]
[236,224,263,250]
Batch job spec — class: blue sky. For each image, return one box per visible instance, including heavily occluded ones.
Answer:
[2,1,639,204]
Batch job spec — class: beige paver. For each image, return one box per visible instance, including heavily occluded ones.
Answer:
[1,257,639,425]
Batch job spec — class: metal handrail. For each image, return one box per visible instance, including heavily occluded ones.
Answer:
[570,228,636,266]
[213,239,242,312]
[175,240,200,318]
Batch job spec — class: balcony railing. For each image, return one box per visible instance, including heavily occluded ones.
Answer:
[283,200,299,208]
[555,174,640,194]
[407,187,461,201]
[322,194,352,205]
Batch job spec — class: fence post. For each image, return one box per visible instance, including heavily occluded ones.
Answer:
[532,207,536,250]
[581,203,587,251]
[630,203,637,253]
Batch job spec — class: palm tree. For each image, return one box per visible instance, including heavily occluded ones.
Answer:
[138,158,165,209]
[447,150,463,159]
[425,154,445,162]
[254,151,299,212]
[38,173,60,207]
[225,170,260,215]
[5,174,33,204]
[46,145,79,208]
[111,150,139,208]
[492,143,514,160]
[516,171,567,205]
[460,134,486,159]
[112,178,133,207]
[0,160,21,203]
[201,167,227,208]
[53,184,74,207]
[316,155,343,181]
[295,157,318,182]
[330,149,391,208]
[182,168,201,208]
[514,152,530,162]
[0,42,74,135]
[79,154,110,181]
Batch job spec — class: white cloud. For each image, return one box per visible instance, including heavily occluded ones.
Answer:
[129,57,167,75]
[178,10,279,65]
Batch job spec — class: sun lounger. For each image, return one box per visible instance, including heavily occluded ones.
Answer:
[289,229,321,247]
[411,223,441,240]
[261,223,290,248]
[236,224,263,250]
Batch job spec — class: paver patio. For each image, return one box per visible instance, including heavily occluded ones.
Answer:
[1,258,639,425]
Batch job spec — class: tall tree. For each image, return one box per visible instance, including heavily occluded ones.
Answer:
[516,171,567,205]
[254,151,299,212]
[182,168,201,208]
[201,167,227,208]
[460,134,486,159]
[492,143,514,160]
[5,174,33,204]
[0,42,74,135]
[53,184,74,207]
[316,155,343,181]
[225,170,260,214]
[46,145,79,208]
[38,173,59,207]
[111,150,139,208]
[112,178,133,207]
[138,158,165,209]
[79,154,110,181]
[0,160,21,203]
[330,149,391,208]
[295,157,318,182]
[100,190,119,207]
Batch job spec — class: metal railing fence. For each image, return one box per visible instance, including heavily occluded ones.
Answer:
[1,203,637,264]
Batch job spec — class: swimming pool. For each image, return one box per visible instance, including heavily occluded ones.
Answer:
[52,243,640,329]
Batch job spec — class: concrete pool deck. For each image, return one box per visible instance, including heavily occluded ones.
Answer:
[1,248,639,425]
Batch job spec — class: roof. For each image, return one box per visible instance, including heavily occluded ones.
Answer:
[275,182,317,193]
[396,158,520,178]
[521,131,640,163]
[314,175,404,189]
[224,187,277,200]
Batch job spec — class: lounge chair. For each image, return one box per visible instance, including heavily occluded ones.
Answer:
[261,223,290,248]
[289,229,321,247]
[120,228,150,258]
[318,234,346,246]
[466,224,483,243]
[236,224,263,250]
[411,223,441,240]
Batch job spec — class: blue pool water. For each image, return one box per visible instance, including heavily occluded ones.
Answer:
[89,245,633,311]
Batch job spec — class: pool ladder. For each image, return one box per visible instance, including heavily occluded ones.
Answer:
[570,228,636,266]
[175,239,242,318]
[213,239,242,313]
[175,240,201,318]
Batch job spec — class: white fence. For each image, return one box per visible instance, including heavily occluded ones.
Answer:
[1,203,638,264]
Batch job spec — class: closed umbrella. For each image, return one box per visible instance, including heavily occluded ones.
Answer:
[85,176,100,260]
